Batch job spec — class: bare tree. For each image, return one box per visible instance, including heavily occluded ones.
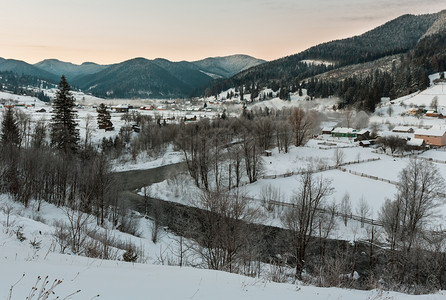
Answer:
[260,183,282,212]
[83,114,95,148]
[355,195,370,228]
[333,148,345,167]
[430,96,439,111]
[239,119,261,183]
[191,188,261,273]
[379,159,445,284]
[275,120,292,153]
[340,192,352,226]
[343,110,354,128]
[254,116,274,151]
[289,108,313,147]
[387,105,394,117]
[282,171,333,279]
[353,111,370,130]
[394,159,444,252]
[14,109,31,148]
[63,205,93,254]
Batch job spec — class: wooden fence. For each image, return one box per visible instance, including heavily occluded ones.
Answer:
[417,156,446,165]
[338,167,398,185]
[261,157,380,180]
[247,197,385,227]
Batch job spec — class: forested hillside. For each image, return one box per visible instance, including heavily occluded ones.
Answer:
[205,11,444,111]
[304,29,446,111]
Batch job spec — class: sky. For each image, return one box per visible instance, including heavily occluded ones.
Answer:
[1,0,446,65]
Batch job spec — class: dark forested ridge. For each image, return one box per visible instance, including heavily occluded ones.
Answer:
[74,57,210,99]
[34,59,109,82]
[0,55,265,99]
[303,29,446,111]
[0,71,55,102]
[0,58,59,82]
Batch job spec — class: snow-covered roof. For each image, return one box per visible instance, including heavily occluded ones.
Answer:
[415,127,446,137]
[379,131,413,139]
[359,140,371,145]
[357,129,369,135]
[322,127,333,132]
[392,126,413,132]
[407,138,425,146]
[332,127,356,134]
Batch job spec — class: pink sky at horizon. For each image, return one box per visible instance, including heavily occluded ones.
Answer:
[1,0,445,65]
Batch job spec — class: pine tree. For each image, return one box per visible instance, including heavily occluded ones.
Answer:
[97,103,113,130]
[1,107,21,146]
[50,75,79,153]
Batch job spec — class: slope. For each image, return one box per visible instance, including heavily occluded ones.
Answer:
[75,57,201,98]
[193,54,266,78]
[34,59,108,81]
[0,58,59,82]
[207,11,439,96]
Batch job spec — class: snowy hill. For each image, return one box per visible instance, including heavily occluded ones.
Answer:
[1,195,445,300]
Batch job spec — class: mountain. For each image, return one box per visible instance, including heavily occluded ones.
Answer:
[203,11,446,100]
[0,58,58,82]
[73,55,265,98]
[151,58,215,90]
[193,55,266,78]
[421,9,446,38]
[74,57,214,98]
[1,54,266,99]
[34,59,108,82]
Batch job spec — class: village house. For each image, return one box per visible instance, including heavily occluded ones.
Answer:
[406,138,425,151]
[321,127,334,135]
[359,140,371,147]
[331,127,357,138]
[355,129,370,141]
[425,110,439,117]
[392,126,414,133]
[414,127,446,146]
[111,104,129,113]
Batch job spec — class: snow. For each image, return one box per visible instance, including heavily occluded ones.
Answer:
[301,59,334,67]
[407,138,424,146]
[112,145,184,172]
[332,127,356,134]
[415,126,446,137]
[1,195,446,300]
[392,126,414,132]
[244,168,396,220]
[4,194,446,300]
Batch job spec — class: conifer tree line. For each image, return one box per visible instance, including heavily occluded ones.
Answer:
[0,71,54,102]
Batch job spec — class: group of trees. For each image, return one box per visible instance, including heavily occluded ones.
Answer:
[280,158,446,291]
[176,107,322,193]
[0,76,126,228]
[378,159,446,291]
